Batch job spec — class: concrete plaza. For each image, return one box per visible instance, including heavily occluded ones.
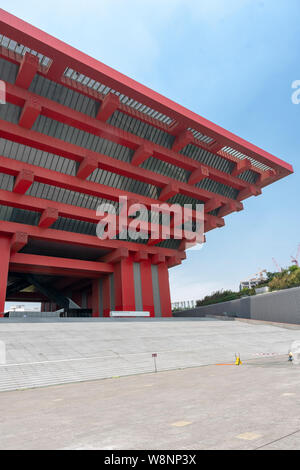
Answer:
[1,317,300,450]
[0,355,300,450]
[0,317,300,392]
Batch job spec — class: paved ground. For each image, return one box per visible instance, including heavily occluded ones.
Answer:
[0,317,300,392]
[0,356,300,450]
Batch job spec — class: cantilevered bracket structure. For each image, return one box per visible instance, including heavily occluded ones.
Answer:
[0,9,293,317]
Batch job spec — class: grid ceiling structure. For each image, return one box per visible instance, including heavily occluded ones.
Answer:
[0,8,293,260]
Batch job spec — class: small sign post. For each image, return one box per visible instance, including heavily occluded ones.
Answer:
[152,353,157,373]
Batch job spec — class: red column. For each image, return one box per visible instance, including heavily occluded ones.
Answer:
[0,235,11,316]
[92,279,100,317]
[103,274,111,317]
[157,263,172,317]
[114,257,136,311]
[140,260,155,317]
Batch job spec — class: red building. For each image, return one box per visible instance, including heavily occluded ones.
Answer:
[0,9,293,317]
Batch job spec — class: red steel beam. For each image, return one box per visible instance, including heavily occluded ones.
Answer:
[0,9,293,177]
[0,187,207,243]
[0,47,275,187]
[204,197,223,213]
[15,52,39,89]
[159,182,179,202]
[101,247,129,264]
[152,253,165,265]
[0,154,225,228]
[0,117,245,209]
[19,97,41,129]
[10,231,28,252]
[76,153,98,179]
[131,144,152,166]
[58,74,281,183]
[9,252,114,278]
[0,116,246,220]
[96,92,120,122]
[237,185,262,201]
[3,82,262,193]
[38,207,58,228]
[218,201,243,218]
[13,169,34,194]
[167,253,184,268]
[232,159,252,177]
[133,251,148,262]
[188,165,209,185]
[257,169,276,185]
[172,130,194,152]
[0,220,183,257]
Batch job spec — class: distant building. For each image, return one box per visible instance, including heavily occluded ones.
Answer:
[239,279,262,291]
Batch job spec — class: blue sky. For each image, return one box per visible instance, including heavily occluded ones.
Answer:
[4,0,300,308]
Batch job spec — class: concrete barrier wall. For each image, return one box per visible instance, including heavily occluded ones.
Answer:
[173,297,250,319]
[250,287,300,324]
[9,311,60,318]
[174,286,300,325]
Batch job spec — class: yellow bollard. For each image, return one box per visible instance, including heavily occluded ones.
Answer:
[235,354,242,366]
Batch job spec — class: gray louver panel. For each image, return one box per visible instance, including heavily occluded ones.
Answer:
[181,143,234,174]
[0,136,78,175]
[0,174,14,223]
[0,102,20,124]
[188,128,214,144]
[64,67,173,125]
[0,57,18,83]
[108,111,174,149]
[27,182,119,212]
[52,217,96,236]
[141,156,189,183]
[32,114,134,163]
[0,204,13,222]
[196,178,239,200]
[222,146,272,172]
[0,34,52,67]
[117,229,148,245]
[32,115,160,197]
[30,75,175,150]
[0,172,14,190]
[88,168,159,199]
[157,239,181,249]
[0,57,274,179]
[238,169,258,184]
[29,75,98,117]
[0,205,39,226]
[0,139,158,204]
[168,193,204,209]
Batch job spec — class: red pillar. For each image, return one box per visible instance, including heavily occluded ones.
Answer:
[103,274,111,317]
[0,235,11,316]
[114,257,136,311]
[157,263,172,317]
[140,260,155,317]
[92,279,101,317]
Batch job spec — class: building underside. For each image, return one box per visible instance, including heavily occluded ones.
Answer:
[0,9,293,317]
